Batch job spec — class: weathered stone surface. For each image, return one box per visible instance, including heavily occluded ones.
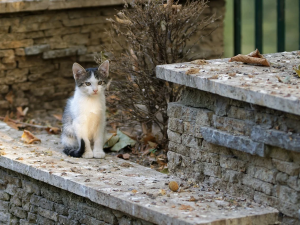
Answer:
[228,106,255,120]
[167,130,181,144]
[251,126,300,152]
[0,49,14,58]
[277,185,300,204]
[168,141,190,157]
[43,46,86,59]
[25,44,50,55]
[38,207,58,221]
[0,39,33,49]
[219,155,246,172]
[168,118,183,133]
[5,68,28,85]
[242,175,273,195]
[272,159,300,176]
[247,166,278,184]
[201,127,265,157]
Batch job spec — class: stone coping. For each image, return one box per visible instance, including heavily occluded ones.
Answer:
[0,0,124,13]
[156,51,300,116]
[0,122,278,225]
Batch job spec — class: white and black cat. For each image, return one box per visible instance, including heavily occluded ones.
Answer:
[61,61,109,158]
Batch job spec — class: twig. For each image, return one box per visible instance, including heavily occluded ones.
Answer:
[0,117,54,129]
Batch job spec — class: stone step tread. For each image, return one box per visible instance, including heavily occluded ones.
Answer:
[0,122,278,225]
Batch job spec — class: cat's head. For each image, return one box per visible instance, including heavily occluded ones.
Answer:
[72,60,109,96]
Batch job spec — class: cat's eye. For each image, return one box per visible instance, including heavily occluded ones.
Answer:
[85,82,91,86]
[98,81,106,85]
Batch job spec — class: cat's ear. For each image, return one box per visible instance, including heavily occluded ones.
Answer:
[72,63,86,80]
[98,60,109,77]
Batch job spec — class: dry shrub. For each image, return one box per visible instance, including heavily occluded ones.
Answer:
[104,0,218,148]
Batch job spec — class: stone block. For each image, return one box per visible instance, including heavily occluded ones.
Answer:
[287,176,300,191]
[247,166,278,184]
[2,55,15,64]
[10,195,22,207]
[44,27,81,37]
[168,118,183,133]
[0,101,9,109]
[25,45,50,55]
[5,68,28,85]
[0,211,10,222]
[254,112,278,127]
[10,206,27,219]
[54,203,68,216]
[24,31,45,39]
[62,18,84,27]
[0,39,33,49]
[43,46,86,59]
[40,187,63,204]
[278,201,300,218]
[222,170,242,183]
[38,197,54,211]
[219,155,246,172]
[0,18,20,27]
[251,126,300,152]
[38,207,58,221]
[0,50,14,58]
[195,108,213,126]
[201,140,230,154]
[0,190,10,201]
[22,180,40,195]
[167,130,181,144]
[277,185,300,204]
[272,159,300,176]
[168,141,190,157]
[62,34,89,45]
[5,184,18,195]
[36,215,55,225]
[0,61,16,70]
[250,155,274,169]
[242,175,273,195]
[203,163,221,177]
[30,195,41,206]
[253,191,279,207]
[215,96,230,116]
[190,148,219,165]
[180,105,198,122]
[16,56,48,68]
[58,215,79,225]
[181,134,201,149]
[201,127,265,156]
[228,106,255,121]
[276,172,289,185]
[0,85,9,94]
[0,200,9,211]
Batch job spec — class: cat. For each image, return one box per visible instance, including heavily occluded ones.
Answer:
[61,60,109,158]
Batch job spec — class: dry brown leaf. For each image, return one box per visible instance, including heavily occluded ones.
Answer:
[132,189,138,194]
[16,107,26,117]
[171,205,176,208]
[53,114,62,121]
[45,127,61,135]
[208,74,219,79]
[0,151,6,156]
[228,73,236,77]
[275,75,283,83]
[5,91,14,104]
[16,157,23,160]
[70,167,82,173]
[189,196,197,201]
[21,130,41,144]
[115,16,132,25]
[186,68,200,75]
[148,141,158,148]
[229,49,270,67]
[190,59,207,65]
[159,189,166,195]
[123,153,130,160]
[3,114,21,130]
[179,204,194,211]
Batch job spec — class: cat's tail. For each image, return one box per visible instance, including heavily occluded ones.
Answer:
[63,139,85,158]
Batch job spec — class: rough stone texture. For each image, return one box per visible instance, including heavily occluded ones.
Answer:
[0,122,278,225]
[161,84,300,224]
[0,0,224,115]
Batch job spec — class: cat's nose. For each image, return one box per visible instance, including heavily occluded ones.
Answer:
[93,90,98,93]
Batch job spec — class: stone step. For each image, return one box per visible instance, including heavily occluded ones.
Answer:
[0,122,278,225]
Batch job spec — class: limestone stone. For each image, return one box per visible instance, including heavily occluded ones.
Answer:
[272,159,300,176]
[242,175,273,195]
[168,118,183,133]
[222,170,242,183]
[277,185,300,204]
[247,165,278,184]
[228,106,255,121]
[15,48,25,56]
[0,50,14,58]
[203,163,221,177]
[201,127,265,157]
[0,190,10,201]
[38,207,58,221]
[10,206,27,219]
[168,141,190,157]
[62,34,89,45]
[5,69,28,85]
[167,130,181,144]
[181,134,201,149]
[0,39,33,49]
[25,44,50,55]
[287,176,300,191]
[0,85,9,94]
[276,172,289,184]
[254,191,279,208]
[219,155,246,172]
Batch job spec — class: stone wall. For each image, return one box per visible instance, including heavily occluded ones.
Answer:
[0,0,224,116]
[0,167,153,225]
[167,87,300,225]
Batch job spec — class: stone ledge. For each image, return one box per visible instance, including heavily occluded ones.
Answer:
[156,51,300,116]
[0,122,278,225]
[200,127,265,157]
[0,0,125,13]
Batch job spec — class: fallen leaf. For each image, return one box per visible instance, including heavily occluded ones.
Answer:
[229,49,270,67]
[70,167,82,173]
[208,74,219,79]
[120,162,133,167]
[275,75,283,83]
[0,151,6,156]
[5,91,14,104]
[190,59,207,65]
[293,65,300,78]
[186,68,200,75]
[53,114,62,121]
[16,157,23,160]
[104,133,119,149]
[179,205,194,211]
[3,114,21,130]
[61,172,67,176]
[159,189,166,195]
[171,205,176,208]
[132,189,138,194]
[16,107,28,117]
[111,129,136,151]
[228,73,236,77]
[21,130,41,144]
[84,179,91,182]
[189,196,197,201]
[45,127,61,135]
[117,153,130,160]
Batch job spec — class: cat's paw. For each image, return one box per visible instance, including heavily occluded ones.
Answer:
[82,151,94,159]
[94,151,105,159]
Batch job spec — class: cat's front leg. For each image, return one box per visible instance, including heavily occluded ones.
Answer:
[93,124,106,159]
[74,119,93,158]
[81,138,93,159]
